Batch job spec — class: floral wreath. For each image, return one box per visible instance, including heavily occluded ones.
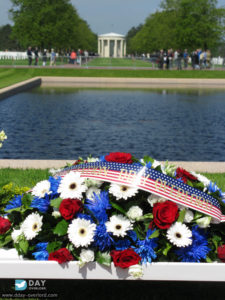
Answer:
[0,152,225,279]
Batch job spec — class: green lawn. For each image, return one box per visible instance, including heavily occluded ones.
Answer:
[87,57,153,67]
[0,168,50,188]
[0,168,224,191]
[1,67,225,89]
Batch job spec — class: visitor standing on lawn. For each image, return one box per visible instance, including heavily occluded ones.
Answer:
[27,46,32,66]
[34,47,39,66]
[50,48,56,66]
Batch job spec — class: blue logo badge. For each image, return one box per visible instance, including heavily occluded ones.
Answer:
[15,280,27,291]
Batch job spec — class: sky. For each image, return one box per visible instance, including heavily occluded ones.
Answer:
[1,0,225,35]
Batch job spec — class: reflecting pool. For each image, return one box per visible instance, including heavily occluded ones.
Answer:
[0,87,225,161]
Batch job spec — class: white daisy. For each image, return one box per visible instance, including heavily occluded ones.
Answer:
[11,229,22,243]
[32,180,51,198]
[147,194,166,207]
[21,213,43,240]
[127,206,143,221]
[68,218,96,248]
[86,187,101,201]
[106,214,133,237]
[109,183,138,200]
[166,222,192,248]
[191,171,210,188]
[58,171,87,199]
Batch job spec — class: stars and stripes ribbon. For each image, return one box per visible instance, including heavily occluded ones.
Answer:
[57,162,225,223]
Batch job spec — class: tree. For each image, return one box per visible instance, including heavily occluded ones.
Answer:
[0,24,21,50]
[126,24,143,54]
[128,0,225,54]
[9,0,97,51]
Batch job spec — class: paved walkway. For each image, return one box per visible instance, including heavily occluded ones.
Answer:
[0,160,225,173]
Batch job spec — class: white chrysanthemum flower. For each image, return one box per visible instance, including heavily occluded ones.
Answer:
[127,206,143,220]
[191,171,210,188]
[58,171,87,199]
[86,187,101,201]
[167,222,192,247]
[87,157,99,163]
[109,183,138,200]
[184,209,194,223]
[78,249,95,268]
[52,209,61,218]
[106,215,133,237]
[128,264,144,279]
[68,218,96,248]
[152,160,162,169]
[11,229,22,243]
[32,180,51,198]
[85,178,103,188]
[49,168,63,175]
[21,213,43,240]
[147,194,166,207]
[196,216,211,228]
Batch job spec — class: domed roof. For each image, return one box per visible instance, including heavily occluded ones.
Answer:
[98,32,125,38]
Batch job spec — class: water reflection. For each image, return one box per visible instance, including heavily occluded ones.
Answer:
[0,87,225,161]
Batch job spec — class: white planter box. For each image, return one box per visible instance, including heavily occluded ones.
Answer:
[0,250,224,281]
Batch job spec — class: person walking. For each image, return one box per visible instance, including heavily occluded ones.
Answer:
[50,49,56,66]
[34,47,39,66]
[183,49,189,69]
[177,50,183,70]
[70,50,77,64]
[42,49,47,66]
[27,46,32,66]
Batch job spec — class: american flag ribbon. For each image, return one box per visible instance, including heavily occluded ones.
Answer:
[57,162,225,223]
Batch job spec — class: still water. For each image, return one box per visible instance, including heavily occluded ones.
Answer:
[0,87,225,161]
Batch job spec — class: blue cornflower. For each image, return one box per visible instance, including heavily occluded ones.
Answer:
[175,226,210,262]
[49,176,61,197]
[208,181,223,198]
[85,191,111,223]
[99,155,107,162]
[133,229,158,264]
[115,239,131,251]
[30,196,50,213]
[93,223,114,251]
[76,213,94,223]
[5,195,22,211]
[128,230,138,243]
[32,242,49,261]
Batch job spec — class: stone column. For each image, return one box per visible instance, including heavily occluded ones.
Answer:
[107,39,110,57]
[114,39,117,57]
[123,40,126,57]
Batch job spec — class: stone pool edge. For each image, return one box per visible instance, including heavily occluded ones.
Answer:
[1,77,225,99]
[0,77,41,100]
[0,160,225,173]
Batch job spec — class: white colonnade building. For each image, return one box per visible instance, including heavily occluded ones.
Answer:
[98,32,126,58]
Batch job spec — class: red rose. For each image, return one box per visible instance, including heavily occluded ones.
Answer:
[153,200,178,229]
[48,248,73,264]
[110,248,141,269]
[105,152,133,164]
[176,167,198,184]
[0,216,11,234]
[217,245,225,262]
[59,198,82,220]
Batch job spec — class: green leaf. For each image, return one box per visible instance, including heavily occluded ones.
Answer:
[0,234,12,247]
[18,237,29,255]
[50,197,63,209]
[53,219,68,236]
[96,252,111,267]
[177,209,186,223]
[143,156,154,165]
[47,241,63,253]
[21,193,33,209]
[149,230,160,239]
[162,242,172,256]
[211,235,222,251]
[206,256,213,263]
[110,201,126,215]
